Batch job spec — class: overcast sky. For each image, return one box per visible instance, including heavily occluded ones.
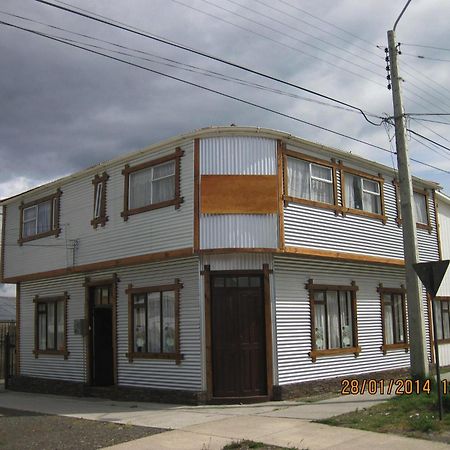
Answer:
[1,0,449,295]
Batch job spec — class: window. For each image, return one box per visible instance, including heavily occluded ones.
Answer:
[33,293,69,358]
[434,298,450,342]
[121,148,184,221]
[286,156,334,205]
[306,279,360,362]
[344,173,382,215]
[413,191,428,225]
[378,285,408,353]
[91,172,109,228]
[18,190,62,244]
[126,280,183,363]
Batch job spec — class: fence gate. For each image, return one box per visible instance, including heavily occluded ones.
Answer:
[0,322,16,388]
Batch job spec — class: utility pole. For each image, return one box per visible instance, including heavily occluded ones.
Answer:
[387,0,429,378]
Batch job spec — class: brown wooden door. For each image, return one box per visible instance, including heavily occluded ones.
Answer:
[211,275,267,398]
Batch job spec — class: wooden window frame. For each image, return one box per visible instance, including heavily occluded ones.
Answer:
[33,292,69,359]
[392,181,432,233]
[91,172,109,229]
[433,297,450,344]
[18,189,62,245]
[121,148,184,221]
[306,279,360,362]
[126,279,183,364]
[283,149,340,214]
[340,166,387,223]
[377,284,409,354]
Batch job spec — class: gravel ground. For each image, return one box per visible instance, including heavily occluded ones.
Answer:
[0,407,166,450]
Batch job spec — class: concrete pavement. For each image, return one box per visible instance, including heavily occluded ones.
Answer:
[0,388,449,449]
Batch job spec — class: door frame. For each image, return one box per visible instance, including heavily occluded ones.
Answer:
[203,264,273,401]
[83,274,118,386]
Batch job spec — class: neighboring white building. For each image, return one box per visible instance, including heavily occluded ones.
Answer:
[0,126,444,402]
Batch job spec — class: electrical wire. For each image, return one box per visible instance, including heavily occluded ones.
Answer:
[401,52,450,63]
[33,0,384,126]
[406,129,450,154]
[401,43,450,52]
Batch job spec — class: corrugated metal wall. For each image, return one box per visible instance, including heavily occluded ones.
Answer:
[199,136,278,249]
[4,141,194,279]
[19,257,202,391]
[437,197,450,296]
[273,256,430,385]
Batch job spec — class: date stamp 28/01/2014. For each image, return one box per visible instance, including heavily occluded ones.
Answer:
[341,378,448,396]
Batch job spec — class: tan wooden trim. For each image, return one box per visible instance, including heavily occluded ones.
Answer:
[283,148,338,168]
[381,343,410,353]
[379,173,387,224]
[284,196,342,213]
[203,265,213,400]
[377,285,407,295]
[305,280,359,292]
[285,246,405,266]
[277,140,285,251]
[341,206,387,223]
[201,175,278,214]
[1,205,6,282]
[431,194,440,236]
[90,172,109,229]
[194,138,200,252]
[338,161,385,182]
[18,189,62,245]
[435,296,450,301]
[15,282,20,375]
[4,247,194,283]
[309,346,362,361]
[126,352,184,361]
[121,148,184,221]
[428,293,435,364]
[263,263,274,399]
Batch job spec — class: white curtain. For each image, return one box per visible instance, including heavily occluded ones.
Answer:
[147,293,161,353]
[413,192,428,224]
[152,161,175,204]
[345,174,357,209]
[339,292,353,347]
[129,168,152,209]
[443,302,450,339]
[162,291,175,353]
[326,291,340,349]
[314,293,326,350]
[287,157,309,199]
[434,300,443,340]
[47,302,55,349]
[37,201,52,233]
[23,206,37,237]
[134,295,146,352]
[56,301,65,350]
[383,295,394,345]
[393,295,404,342]
[310,164,333,203]
[38,305,46,350]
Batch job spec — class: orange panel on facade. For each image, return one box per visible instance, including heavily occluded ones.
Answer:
[201,175,278,214]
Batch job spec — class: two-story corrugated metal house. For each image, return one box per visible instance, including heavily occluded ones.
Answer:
[0,126,444,403]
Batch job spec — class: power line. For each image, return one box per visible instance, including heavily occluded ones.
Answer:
[33,0,383,126]
[2,19,449,177]
[406,129,450,154]
[402,52,450,63]
[401,43,450,52]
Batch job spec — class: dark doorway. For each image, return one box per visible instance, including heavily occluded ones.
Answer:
[89,286,113,386]
[211,274,267,398]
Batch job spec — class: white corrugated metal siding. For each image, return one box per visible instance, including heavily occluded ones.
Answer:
[437,196,450,297]
[273,256,430,385]
[199,136,278,250]
[4,141,194,279]
[19,257,202,391]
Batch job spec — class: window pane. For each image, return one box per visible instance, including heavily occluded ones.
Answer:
[383,294,394,345]
[326,291,340,349]
[311,164,332,181]
[37,201,52,234]
[23,206,37,237]
[345,174,363,210]
[213,277,224,287]
[129,168,152,209]
[393,295,405,343]
[162,292,175,353]
[443,302,450,340]
[38,310,46,350]
[413,192,428,224]
[434,300,443,340]
[147,293,161,353]
[362,179,379,194]
[152,176,175,204]
[287,157,310,199]
[225,277,238,287]
[56,301,65,351]
[94,183,103,218]
[339,292,353,347]
[249,277,261,287]
[238,277,249,287]
[152,161,175,179]
[311,178,333,204]
[134,295,146,352]
[362,191,381,214]
[47,302,55,350]
[314,303,326,350]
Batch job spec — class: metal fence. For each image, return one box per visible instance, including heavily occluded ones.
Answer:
[0,322,16,387]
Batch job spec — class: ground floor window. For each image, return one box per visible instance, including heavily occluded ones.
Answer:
[126,279,182,363]
[306,279,360,362]
[378,285,408,353]
[434,298,450,342]
[33,293,69,358]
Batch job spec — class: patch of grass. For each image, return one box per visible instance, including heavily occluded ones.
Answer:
[222,440,302,450]
[318,383,450,443]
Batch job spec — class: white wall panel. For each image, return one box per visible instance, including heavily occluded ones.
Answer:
[273,256,430,385]
[438,343,450,366]
[437,196,450,297]
[19,257,202,391]
[200,136,276,175]
[201,253,272,271]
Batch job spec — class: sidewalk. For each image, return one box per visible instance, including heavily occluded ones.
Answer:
[0,387,449,450]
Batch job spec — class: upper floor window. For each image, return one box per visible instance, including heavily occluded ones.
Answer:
[344,173,382,215]
[91,172,109,229]
[306,279,360,362]
[126,279,183,363]
[18,189,62,245]
[33,292,69,359]
[121,148,184,221]
[287,157,334,205]
[378,285,408,353]
[434,298,450,342]
[413,191,428,225]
